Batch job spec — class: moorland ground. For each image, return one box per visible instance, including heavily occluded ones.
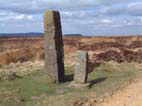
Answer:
[0,36,142,106]
[0,61,142,106]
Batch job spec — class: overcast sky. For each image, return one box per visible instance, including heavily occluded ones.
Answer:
[1,0,142,36]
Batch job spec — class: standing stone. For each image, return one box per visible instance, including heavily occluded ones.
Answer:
[44,10,64,83]
[74,51,88,84]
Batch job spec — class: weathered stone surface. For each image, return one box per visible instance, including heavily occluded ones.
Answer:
[44,10,64,83]
[74,51,88,84]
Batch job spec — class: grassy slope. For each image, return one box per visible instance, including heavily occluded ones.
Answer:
[0,62,141,106]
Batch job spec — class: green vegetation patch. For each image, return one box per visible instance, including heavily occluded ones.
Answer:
[0,62,141,106]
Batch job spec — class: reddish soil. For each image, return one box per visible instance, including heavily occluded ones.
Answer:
[99,78,142,106]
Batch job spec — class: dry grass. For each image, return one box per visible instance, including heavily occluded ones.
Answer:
[0,61,141,106]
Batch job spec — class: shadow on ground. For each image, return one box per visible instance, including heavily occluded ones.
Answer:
[89,77,107,88]
[64,74,74,82]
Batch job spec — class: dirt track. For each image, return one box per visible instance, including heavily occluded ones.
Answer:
[100,78,142,106]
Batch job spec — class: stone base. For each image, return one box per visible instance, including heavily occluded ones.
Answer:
[68,81,90,88]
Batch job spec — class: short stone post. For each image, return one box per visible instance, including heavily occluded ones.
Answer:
[44,10,65,83]
[69,51,89,88]
[74,51,88,84]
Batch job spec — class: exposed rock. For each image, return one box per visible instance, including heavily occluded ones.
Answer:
[74,51,88,84]
[44,11,64,83]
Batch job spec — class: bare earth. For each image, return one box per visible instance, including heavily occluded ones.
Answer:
[100,78,142,106]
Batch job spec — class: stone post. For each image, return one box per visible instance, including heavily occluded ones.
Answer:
[44,10,64,83]
[74,51,88,84]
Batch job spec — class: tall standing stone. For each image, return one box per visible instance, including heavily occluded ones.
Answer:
[74,51,88,84]
[44,10,64,83]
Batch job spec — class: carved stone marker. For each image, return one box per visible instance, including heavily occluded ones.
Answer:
[74,51,88,84]
[44,10,64,83]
